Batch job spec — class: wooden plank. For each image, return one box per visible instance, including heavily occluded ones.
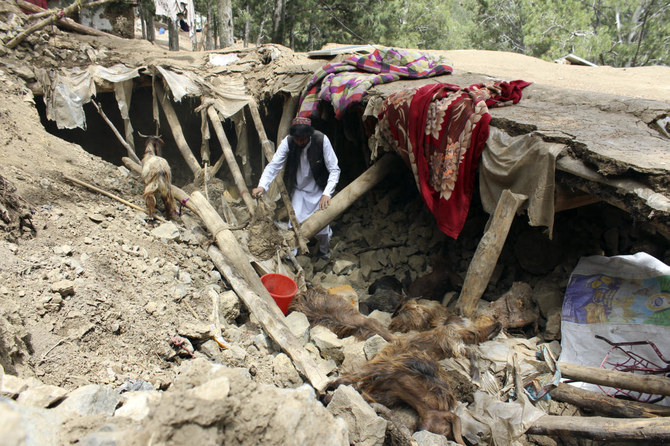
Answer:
[554,184,601,212]
[527,415,670,441]
[456,189,527,317]
[154,81,202,176]
[187,192,328,392]
[299,153,404,240]
[207,106,256,217]
[550,383,670,418]
[559,361,670,398]
[247,100,308,254]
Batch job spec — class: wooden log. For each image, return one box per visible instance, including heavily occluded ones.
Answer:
[187,191,327,391]
[299,152,404,240]
[559,361,670,398]
[276,94,299,143]
[16,0,119,38]
[527,415,670,441]
[550,383,670,418]
[153,80,202,176]
[207,106,256,217]
[247,100,308,254]
[8,0,117,48]
[456,189,527,317]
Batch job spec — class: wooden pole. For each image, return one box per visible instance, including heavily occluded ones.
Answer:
[300,153,404,240]
[456,189,527,317]
[207,106,256,217]
[247,100,308,254]
[16,0,119,38]
[559,361,670,398]
[90,99,141,165]
[154,80,202,176]
[276,94,299,143]
[550,383,670,418]
[527,415,670,441]
[184,191,327,391]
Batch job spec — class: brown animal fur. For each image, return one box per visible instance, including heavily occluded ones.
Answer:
[389,298,450,333]
[407,255,463,301]
[289,288,396,342]
[331,349,464,444]
[141,137,175,220]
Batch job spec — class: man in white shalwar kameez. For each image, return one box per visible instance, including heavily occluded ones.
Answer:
[252,117,340,258]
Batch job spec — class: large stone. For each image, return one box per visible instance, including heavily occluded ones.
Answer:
[114,391,162,421]
[219,289,241,323]
[177,321,212,341]
[17,383,67,408]
[55,384,121,417]
[368,310,392,328]
[363,335,389,360]
[151,222,180,240]
[341,340,367,373]
[0,399,63,446]
[188,376,231,401]
[272,353,302,388]
[333,258,357,275]
[413,430,455,446]
[310,326,344,363]
[50,280,75,297]
[284,311,310,344]
[533,281,564,317]
[327,385,387,446]
[544,308,562,341]
[360,251,382,274]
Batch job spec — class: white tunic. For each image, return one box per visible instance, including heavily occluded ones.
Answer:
[258,134,340,237]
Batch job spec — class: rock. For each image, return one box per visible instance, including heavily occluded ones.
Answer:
[151,222,180,240]
[78,425,128,446]
[413,430,454,446]
[188,376,231,401]
[0,399,63,446]
[254,333,277,354]
[17,383,67,408]
[327,385,387,446]
[305,343,338,376]
[114,391,162,421]
[341,340,367,372]
[363,335,389,360]
[50,280,75,297]
[333,258,357,275]
[368,310,392,328]
[172,283,188,301]
[310,326,344,362]
[272,353,302,388]
[360,251,382,274]
[53,245,72,256]
[56,384,121,417]
[178,271,192,284]
[1,375,44,398]
[144,302,158,315]
[88,213,105,223]
[544,308,562,340]
[533,281,564,317]
[408,255,425,274]
[221,344,247,367]
[218,289,240,323]
[177,322,212,341]
[284,311,310,344]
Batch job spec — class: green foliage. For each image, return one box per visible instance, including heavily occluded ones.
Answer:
[185,0,667,67]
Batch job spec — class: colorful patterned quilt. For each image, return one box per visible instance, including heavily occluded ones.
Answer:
[377,80,531,238]
[298,47,453,119]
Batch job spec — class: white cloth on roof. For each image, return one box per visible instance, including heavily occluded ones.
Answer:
[258,134,340,252]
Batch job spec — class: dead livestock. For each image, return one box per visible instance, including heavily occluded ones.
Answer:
[362,275,407,314]
[330,349,465,444]
[141,136,175,220]
[407,255,463,301]
[389,298,450,333]
[289,288,396,342]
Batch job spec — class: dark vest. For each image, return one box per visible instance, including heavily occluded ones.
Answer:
[283,131,329,196]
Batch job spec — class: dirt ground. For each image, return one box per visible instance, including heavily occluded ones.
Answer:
[1,8,670,445]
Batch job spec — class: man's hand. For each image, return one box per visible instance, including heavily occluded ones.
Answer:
[319,195,331,210]
[251,187,266,198]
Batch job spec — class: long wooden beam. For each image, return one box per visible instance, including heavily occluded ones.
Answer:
[559,361,670,398]
[299,153,404,240]
[456,189,527,317]
[207,106,256,217]
[154,80,202,176]
[527,415,670,441]
[16,0,119,38]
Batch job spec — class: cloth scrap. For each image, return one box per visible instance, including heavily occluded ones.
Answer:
[298,47,453,119]
[377,80,531,238]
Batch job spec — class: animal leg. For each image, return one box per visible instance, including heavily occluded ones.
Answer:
[143,192,156,220]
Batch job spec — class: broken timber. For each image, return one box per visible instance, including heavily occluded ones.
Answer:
[247,100,308,254]
[528,415,670,441]
[456,189,527,317]
[16,0,119,39]
[207,106,256,216]
[90,99,141,164]
[559,361,670,398]
[299,153,404,240]
[550,383,670,418]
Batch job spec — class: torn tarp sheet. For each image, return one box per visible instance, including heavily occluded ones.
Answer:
[376,80,531,238]
[298,46,453,119]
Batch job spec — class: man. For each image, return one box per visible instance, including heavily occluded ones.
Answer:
[252,117,340,259]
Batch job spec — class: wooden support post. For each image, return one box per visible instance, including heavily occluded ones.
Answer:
[233,111,252,185]
[207,107,256,217]
[550,383,670,418]
[154,80,202,176]
[527,415,670,441]
[558,361,670,398]
[91,99,141,165]
[456,189,527,317]
[184,191,327,391]
[247,100,308,254]
[276,94,300,143]
[300,153,404,240]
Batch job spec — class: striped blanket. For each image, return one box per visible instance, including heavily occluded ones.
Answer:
[377,80,531,238]
[298,47,453,119]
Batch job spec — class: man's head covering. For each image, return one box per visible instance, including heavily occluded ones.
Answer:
[290,116,314,139]
[292,116,311,126]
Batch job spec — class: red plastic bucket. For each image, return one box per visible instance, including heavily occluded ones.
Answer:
[260,273,298,315]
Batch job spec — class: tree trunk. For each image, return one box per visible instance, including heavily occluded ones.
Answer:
[140,5,147,39]
[271,0,285,44]
[217,0,234,48]
[243,3,250,47]
[146,8,155,42]
[168,18,179,51]
[205,6,214,50]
